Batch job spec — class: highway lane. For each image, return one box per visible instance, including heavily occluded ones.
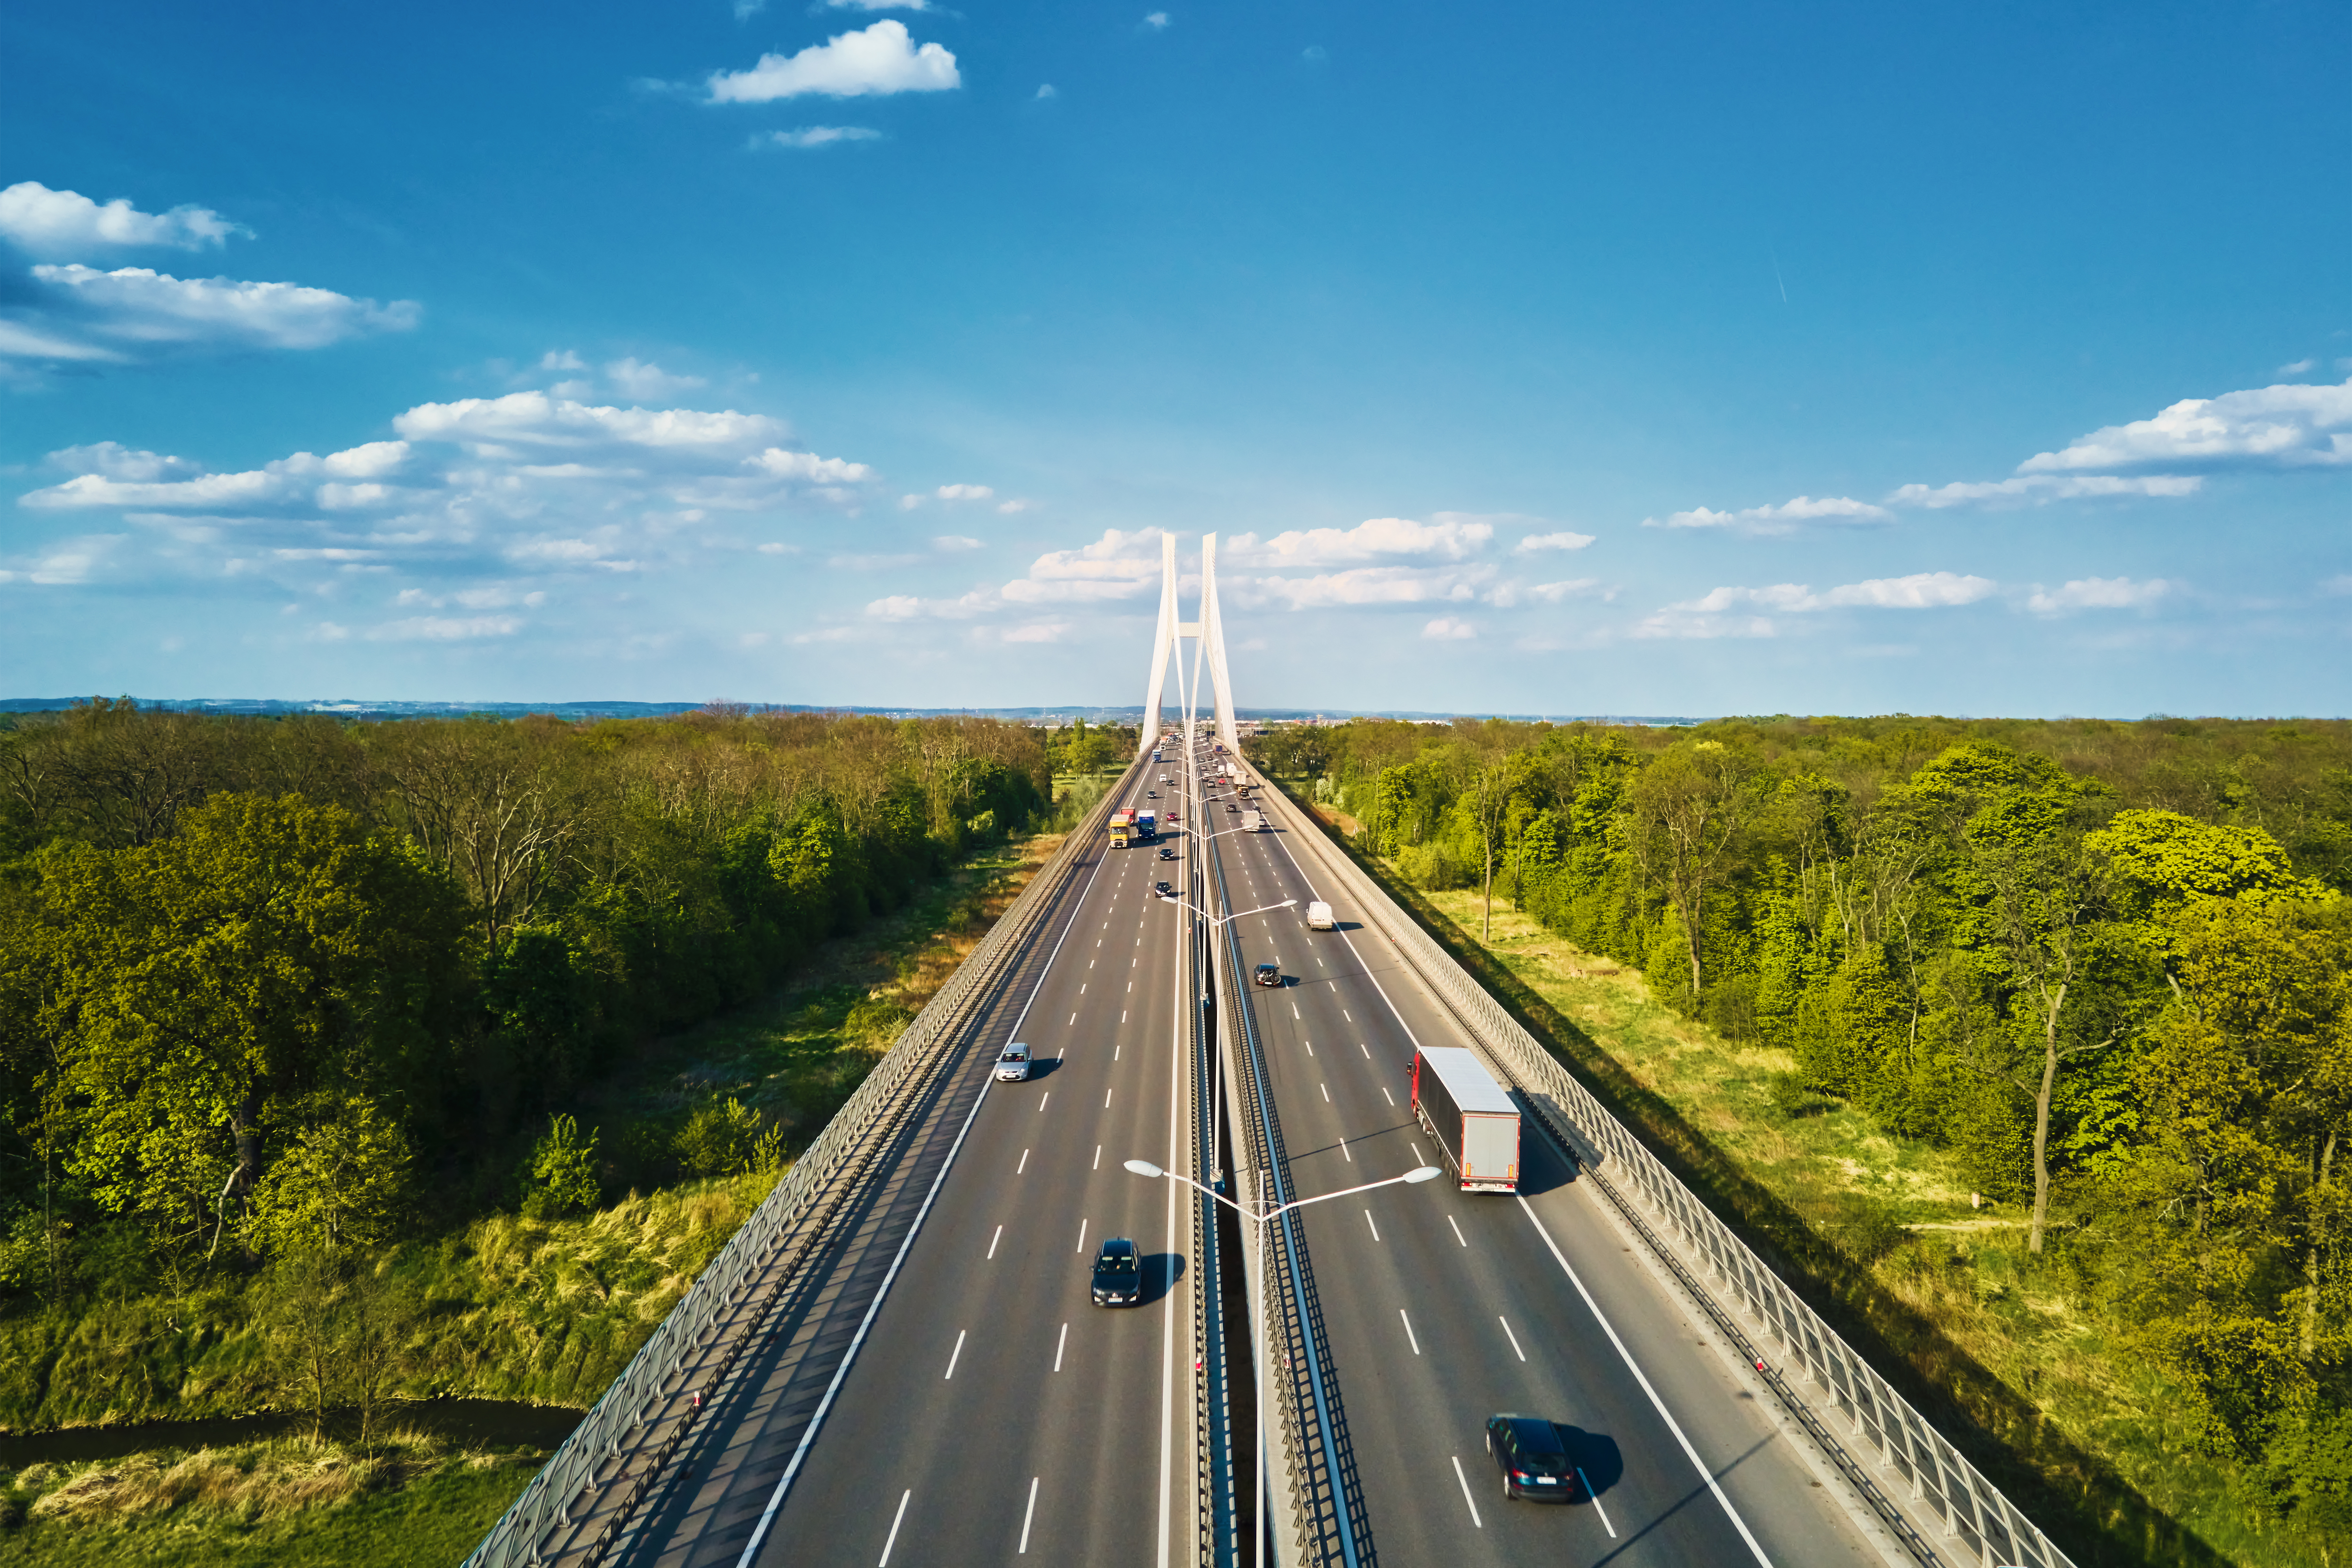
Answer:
[1208,772,1892,1568]
[625,761,1200,1568]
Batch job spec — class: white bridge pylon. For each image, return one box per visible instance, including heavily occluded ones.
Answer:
[1138,532,1240,756]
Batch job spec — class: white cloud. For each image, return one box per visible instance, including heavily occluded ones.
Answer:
[2019,378,2352,472]
[1001,621,1070,643]
[706,22,959,103]
[1422,616,1475,640]
[1144,11,1170,27]
[1241,564,1496,611]
[604,358,707,399]
[1885,473,2202,509]
[366,615,523,641]
[1225,515,1493,568]
[2026,576,2172,614]
[1666,571,1997,614]
[0,182,248,257]
[933,534,983,550]
[865,588,999,619]
[996,499,1030,514]
[2323,574,2352,598]
[1526,578,1602,602]
[1035,84,1057,99]
[757,126,884,150]
[6,265,418,359]
[1644,494,1891,534]
[539,349,588,373]
[1516,531,1595,552]
[936,483,994,501]
[824,0,934,8]
[1629,610,1776,641]
[756,541,795,554]
[11,393,873,598]
[2279,358,2316,375]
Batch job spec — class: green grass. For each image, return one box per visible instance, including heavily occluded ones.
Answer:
[1278,783,2337,1568]
[0,1433,548,1567]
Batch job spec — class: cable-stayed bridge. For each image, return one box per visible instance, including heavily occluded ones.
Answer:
[466,538,2076,1568]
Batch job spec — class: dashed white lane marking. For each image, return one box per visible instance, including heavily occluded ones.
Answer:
[1017,1149,1029,1174]
[1080,985,1086,994]
[1451,1456,1483,1527]
[1517,1196,1776,1565]
[1364,1209,1381,1242]
[1303,1038,1314,1056]
[1115,1044,1121,1060]
[1499,1316,1526,1361]
[1105,1087,1114,1108]
[1580,1469,1616,1536]
[1075,1217,1089,1252]
[879,1488,912,1565]
[1122,1011,1128,1023]
[988,1225,1003,1259]
[1447,1215,1467,1248]
[1320,1082,1330,1102]
[1093,1144,1102,1170]
[1292,1001,1300,1019]
[1340,1137,1352,1162]
[1381,1085,1394,1105]
[1344,1009,1353,1022]
[1399,1308,1420,1354]
[1019,1476,1041,1554]
[1040,1093,1050,1112]
[1055,1321,1069,1372]
[943,1329,966,1379]
[1359,1042,1370,1058]
[1069,1012,1077,1026]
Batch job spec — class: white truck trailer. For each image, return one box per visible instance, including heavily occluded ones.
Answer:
[1240,809,1264,832]
[1411,1047,1520,1192]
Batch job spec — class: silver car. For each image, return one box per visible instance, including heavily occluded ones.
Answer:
[995,1042,1033,1082]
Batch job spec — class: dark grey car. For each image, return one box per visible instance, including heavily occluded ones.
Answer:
[1091,1237,1142,1305]
[1485,1414,1576,1501]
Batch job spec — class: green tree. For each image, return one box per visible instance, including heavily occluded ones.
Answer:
[246,1096,412,1258]
[675,1097,766,1178]
[1629,740,1760,1003]
[521,1113,601,1218]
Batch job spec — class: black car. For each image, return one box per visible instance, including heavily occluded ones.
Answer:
[1091,1237,1142,1305]
[1159,847,1176,860]
[1485,1414,1576,1502]
[1252,963,1281,987]
[1155,880,1174,898]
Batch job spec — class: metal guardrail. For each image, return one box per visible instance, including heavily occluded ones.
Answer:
[465,771,1136,1568]
[1269,780,2078,1568]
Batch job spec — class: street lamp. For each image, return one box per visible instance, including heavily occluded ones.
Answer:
[1157,892,1295,923]
[1127,1159,1440,1568]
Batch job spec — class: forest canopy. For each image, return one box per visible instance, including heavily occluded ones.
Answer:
[1251,714,2352,1506]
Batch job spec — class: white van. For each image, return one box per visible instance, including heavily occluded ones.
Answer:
[1306,901,1335,931]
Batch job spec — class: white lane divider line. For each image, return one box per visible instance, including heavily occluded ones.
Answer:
[1359,1042,1369,1058]
[1517,1195,1775,1565]
[1340,1137,1352,1163]
[1105,1087,1114,1108]
[1080,985,1086,994]
[1094,1144,1102,1170]
[988,1225,1003,1259]
[1069,1012,1077,1026]
[1292,1001,1301,1019]
[1039,1093,1050,1112]
[1451,1456,1483,1527]
[1447,1215,1468,1249]
[1319,1082,1330,1102]
[879,1488,912,1565]
[1381,1085,1394,1105]
[1499,1315,1526,1361]
[943,1329,966,1380]
[1115,1044,1121,1060]
[1017,1148,1030,1174]
[1399,1308,1420,1354]
[1344,1009,1353,1022]
[1364,1209,1381,1242]
[1055,1321,1069,1372]
[1579,1468,1616,1536]
[1075,1217,1089,1252]
[1303,1039,1314,1056]
[1122,1010,1128,1023]
[1019,1475,1040,1554]
[1412,1142,1425,1163]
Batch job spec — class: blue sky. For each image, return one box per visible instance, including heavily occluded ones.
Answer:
[3,0,2345,717]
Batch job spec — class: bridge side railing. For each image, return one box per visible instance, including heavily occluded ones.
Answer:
[1264,772,2075,1568]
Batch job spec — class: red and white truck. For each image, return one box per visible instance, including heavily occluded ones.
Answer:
[1410,1047,1520,1192]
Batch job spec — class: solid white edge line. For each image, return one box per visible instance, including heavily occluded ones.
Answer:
[731,807,1121,1568]
[1451,1454,1484,1528]
[1019,1474,1040,1554]
[1516,1195,1775,1566]
[943,1329,965,1380]
[878,1487,912,1565]
[1579,1467,1617,1536]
